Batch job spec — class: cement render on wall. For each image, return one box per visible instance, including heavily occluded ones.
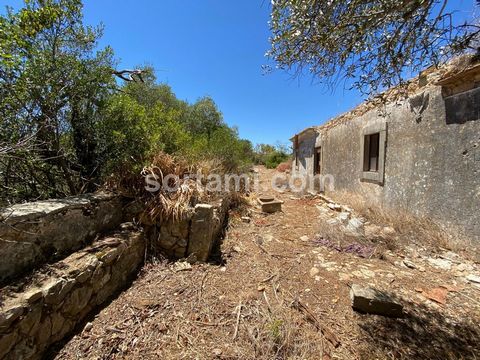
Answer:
[293,85,480,242]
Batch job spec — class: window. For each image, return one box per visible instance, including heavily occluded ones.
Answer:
[360,122,387,185]
[363,133,380,172]
[314,147,322,175]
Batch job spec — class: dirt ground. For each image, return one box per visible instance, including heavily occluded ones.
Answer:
[51,167,480,360]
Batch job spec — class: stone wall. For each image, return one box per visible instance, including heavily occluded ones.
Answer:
[293,84,480,242]
[292,131,320,178]
[0,193,124,285]
[146,198,230,262]
[0,228,145,360]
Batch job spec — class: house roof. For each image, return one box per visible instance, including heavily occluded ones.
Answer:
[290,55,480,140]
[289,126,319,142]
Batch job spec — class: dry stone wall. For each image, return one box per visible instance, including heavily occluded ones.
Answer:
[0,192,230,360]
[0,228,145,360]
[0,193,124,285]
[146,198,230,262]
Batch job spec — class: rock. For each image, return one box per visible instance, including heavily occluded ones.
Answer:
[346,217,364,235]
[339,273,350,281]
[360,269,375,278]
[310,267,320,277]
[63,287,93,316]
[92,265,111,292]
[84,322,93,332]
[326,219,338,225]
[177,238,188,248]
[43,278,75,305]
[327,203,342,211]
[0,305,25,331]
[76,269,93,283]
[212,348,223,357]
[187,204,214,262]
[423,288,448,305]
[232,246,242,253]
[403,260,417,269]
[466,274,480,284]
[455,263,473,272]
[350,284,403,317]
[439,251,461,262]
[0,331,17,358]
[35,317,52,345]
[50,312,66,337]
[174,261,192,272]
[42,279,65,305]
[22,288,43,304]
[382,226,396,236]
[18,305,42,336]
[99,248,119,265]
[119,222,136,230]
[300,235,309,242]
[316,205,329,214]
[427,258,452,270]
[337,212,350,223]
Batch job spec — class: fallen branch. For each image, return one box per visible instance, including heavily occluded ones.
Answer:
[291,298,340,348]
[233,302,243,340]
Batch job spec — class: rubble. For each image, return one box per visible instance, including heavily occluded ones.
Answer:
[427,258,452,270]
[350,284,403,317]
[466,274,480,284]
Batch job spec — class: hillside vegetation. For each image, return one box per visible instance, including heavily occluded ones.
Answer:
[0,0,261,205]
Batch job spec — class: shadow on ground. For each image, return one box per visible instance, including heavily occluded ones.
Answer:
[357,296,480,359]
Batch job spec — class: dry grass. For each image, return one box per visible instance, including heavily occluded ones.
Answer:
[54,166,480,360]
[329,190,473,254]
[105,152,252,227]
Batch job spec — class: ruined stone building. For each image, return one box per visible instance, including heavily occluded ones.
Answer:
[291,58,480,243]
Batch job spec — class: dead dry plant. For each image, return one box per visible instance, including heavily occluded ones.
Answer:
[329,190,473,254]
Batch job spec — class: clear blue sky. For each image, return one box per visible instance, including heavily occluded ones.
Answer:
[2,0,477,146]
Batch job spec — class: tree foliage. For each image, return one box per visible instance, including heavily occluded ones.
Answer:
[268,0,480,94]
[0,1,255,205]
[254,143,290,169]
[1,0,115,202]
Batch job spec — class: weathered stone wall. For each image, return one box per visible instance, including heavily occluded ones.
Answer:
[0,228,145,360]
[292,132,320,178]
[295,84,480,242]
[146,198,230,262]
[0,193,124,285]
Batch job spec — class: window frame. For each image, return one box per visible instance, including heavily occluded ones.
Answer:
[360,122,387,185]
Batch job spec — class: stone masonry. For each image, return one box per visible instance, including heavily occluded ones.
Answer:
[0,193,124,285]
[0,229,145,360]
[291,63,480,243]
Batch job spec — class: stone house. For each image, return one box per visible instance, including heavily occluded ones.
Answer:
[291,59,480,242]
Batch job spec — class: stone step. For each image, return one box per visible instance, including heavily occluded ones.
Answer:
[0,227,145,360]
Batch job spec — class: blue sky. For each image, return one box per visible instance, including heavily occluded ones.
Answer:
[2,0,477,146]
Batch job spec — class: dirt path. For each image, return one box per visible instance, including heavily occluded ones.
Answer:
[52,167,480,360]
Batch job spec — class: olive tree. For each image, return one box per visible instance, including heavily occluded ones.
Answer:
[267,0,480,94]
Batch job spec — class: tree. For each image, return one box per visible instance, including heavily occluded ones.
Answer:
[267,0,480,95]
[183,97,224,139]
[254,143,290,169]
[0,0,115,202]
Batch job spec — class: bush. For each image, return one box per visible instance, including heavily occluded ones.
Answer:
[254,144,291,169]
